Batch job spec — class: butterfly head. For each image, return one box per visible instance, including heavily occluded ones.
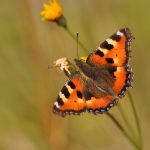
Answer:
[74,58,94,79]
[74,58,85,68]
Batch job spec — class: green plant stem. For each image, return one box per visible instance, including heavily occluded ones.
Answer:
[127,91,143,149]
[106,112,140,150]
[118,103,137,139]
[65,27,89,53]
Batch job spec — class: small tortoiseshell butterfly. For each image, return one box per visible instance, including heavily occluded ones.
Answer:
[53,28,134,117]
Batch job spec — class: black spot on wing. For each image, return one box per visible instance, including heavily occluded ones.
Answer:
[100,41,114,50]
[106,58,114,64]
[95,50,104,57]
[57,97,64,106]
[61,86,70,98]
[68,81,76,89]
[108,67,117,78]
[85,92,94,101]
[110,34,121,42]
[77,90,83,99]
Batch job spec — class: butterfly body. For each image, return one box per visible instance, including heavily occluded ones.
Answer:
[53,28,134,117]
[74,59,117,98]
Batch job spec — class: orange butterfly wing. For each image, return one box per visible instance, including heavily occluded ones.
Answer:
[86,96,117,114]
[53,74,86,117]
[53,74,118,116]
[87,28,133,66]
[87,28,133,97]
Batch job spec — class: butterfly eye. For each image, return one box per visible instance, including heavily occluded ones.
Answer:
[106,58,114,64]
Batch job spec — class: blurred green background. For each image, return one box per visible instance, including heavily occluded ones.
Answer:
[0,0,150,149]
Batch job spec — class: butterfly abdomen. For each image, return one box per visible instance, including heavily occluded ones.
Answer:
[74,59,117,97]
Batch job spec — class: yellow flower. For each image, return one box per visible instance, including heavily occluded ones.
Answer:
[41,0,62,21]
[40,0,67,28]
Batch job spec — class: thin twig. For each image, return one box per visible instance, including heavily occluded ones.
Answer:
[118,103,137,139]
[127,91,143,149]
[106,112,140,150]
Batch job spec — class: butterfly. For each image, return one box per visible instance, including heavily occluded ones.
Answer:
[53,28,134,117]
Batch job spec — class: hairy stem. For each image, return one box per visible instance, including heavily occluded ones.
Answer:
[106,112,140,150]
[118,103,137,139]
[127,91,143,149]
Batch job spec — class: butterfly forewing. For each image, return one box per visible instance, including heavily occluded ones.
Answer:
[86,28,133,67]
[86,28,133,98]
[53,74,86,117]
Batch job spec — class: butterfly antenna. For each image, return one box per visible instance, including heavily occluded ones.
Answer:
[76,32,79,59]
[48,65,54,69]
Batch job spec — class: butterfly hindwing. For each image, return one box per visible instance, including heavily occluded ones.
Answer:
[53,74,86,117]
[86,96,118,114]
[107,66,133,97]
[83,90,117,114]
[86,28,133,67]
